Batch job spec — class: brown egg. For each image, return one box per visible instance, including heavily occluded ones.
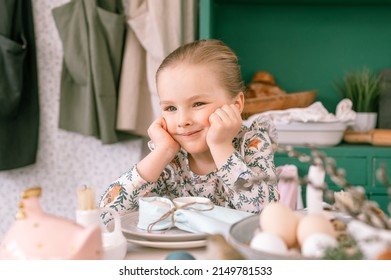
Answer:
[260,202,298,248]
[294,211,306,222]
[376,249,391,260]
[296,214,336,246]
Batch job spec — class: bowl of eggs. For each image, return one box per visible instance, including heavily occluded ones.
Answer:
[228,202,347,259]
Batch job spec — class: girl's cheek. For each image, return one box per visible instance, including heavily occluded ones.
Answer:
[165,118,176,133]
[205,110,216,126]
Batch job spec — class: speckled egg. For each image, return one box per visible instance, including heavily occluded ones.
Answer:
[301,233,338,258]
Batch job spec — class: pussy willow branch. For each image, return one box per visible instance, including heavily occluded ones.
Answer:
[266,144,391,230]
[376,163,391,217]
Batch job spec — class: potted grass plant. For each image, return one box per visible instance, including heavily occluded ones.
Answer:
[336,67,382,132]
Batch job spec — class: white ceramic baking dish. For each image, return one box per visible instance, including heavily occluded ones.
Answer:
[275,121,348,146]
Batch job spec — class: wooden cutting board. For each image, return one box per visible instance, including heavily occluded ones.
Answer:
[344,129,391,146]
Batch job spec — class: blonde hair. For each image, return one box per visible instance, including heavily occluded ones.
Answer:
[156,39,245,98]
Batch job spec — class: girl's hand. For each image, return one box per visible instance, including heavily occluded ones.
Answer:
[147,116,180,157]
[137,117,180,182]
[206,104,242,148]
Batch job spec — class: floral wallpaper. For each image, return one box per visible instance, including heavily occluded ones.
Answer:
[0,0,144,241]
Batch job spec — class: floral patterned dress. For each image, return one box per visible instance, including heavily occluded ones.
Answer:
[99,116,279,222]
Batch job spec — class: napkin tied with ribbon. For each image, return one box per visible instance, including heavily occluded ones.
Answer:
[137,197,254,238]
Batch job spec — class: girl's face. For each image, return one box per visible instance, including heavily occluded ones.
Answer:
[157,63,241,155]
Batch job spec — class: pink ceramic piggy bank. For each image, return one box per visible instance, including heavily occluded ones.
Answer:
[0,187,103,259]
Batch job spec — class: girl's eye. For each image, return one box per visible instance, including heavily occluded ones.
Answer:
[193,102,205,107]
[164,106,176,112]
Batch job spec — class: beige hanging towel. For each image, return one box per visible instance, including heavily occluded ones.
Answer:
[116,0,196,136]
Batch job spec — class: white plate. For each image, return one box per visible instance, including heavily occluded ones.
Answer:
[121,211,207,242]
[125,237,207,249]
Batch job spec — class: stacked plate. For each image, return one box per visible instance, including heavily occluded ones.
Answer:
[121,211,208,249]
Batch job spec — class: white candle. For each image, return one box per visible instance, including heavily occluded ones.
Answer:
[76,186,99,228]
[306,165,325,215]
[77,186,96,211]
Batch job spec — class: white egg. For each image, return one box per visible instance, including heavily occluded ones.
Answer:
[250,232,288,255]
[301,233,338,258]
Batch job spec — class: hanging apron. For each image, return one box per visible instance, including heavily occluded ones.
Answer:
[52,0,134,144]
[0,0,39,170]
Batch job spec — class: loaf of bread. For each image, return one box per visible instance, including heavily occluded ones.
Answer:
[246,71,286,98]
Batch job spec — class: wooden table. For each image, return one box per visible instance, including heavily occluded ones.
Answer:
[124,243,208,260]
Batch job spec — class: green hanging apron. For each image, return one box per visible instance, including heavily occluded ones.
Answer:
[52,0,133,144]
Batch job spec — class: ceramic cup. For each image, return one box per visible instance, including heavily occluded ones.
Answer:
[75,209,101,228]
[76,208,127,260]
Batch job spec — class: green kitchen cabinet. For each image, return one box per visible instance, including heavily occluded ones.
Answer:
[199,0,391,212]
[274,145,391,212]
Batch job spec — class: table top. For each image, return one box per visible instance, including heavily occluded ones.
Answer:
[124,243,208,260]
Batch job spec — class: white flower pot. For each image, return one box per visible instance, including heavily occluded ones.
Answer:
[352,112,377,132]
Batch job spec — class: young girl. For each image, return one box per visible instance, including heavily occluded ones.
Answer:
[99,39,279,220]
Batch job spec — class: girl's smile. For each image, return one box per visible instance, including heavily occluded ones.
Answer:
[178,129,202,137]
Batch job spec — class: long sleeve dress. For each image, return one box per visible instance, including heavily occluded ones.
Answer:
[99,116,279,222]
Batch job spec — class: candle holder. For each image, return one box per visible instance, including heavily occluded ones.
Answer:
[76,186,127,260]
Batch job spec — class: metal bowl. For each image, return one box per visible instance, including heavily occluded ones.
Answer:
[227,214,312,260]
[228,210,353,259]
